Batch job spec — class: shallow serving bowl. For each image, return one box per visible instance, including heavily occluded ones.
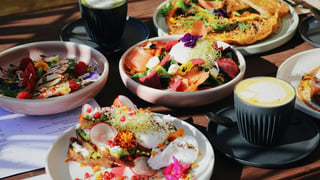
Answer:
[0,41,109,115]
[153,1,298,56]
[119,35,246,108]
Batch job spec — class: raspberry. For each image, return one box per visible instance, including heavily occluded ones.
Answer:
[69,80,80,92]
[74,61,87,76]
[16,91,32,99]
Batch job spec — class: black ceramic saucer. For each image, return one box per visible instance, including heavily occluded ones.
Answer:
[299,16,320,48]
[60,16,149,54]
[206,106,320,168]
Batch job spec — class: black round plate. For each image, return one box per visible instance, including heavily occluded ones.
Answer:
[60,16,149,54]
[206,106,320,168]
[299,16,320,48]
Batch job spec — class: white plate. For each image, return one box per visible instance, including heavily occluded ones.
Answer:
[277,48,320,119]
[46,114,215,179]
[153,1,299,56]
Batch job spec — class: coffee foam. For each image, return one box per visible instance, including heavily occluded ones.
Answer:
[81,0,125,9]
[236,77,295,106]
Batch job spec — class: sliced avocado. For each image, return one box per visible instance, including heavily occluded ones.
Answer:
[90,152,102,159]
[110,147,130,159]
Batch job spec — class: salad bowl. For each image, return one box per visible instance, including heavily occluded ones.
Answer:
[0,41,109,115]
[119,35,246,108]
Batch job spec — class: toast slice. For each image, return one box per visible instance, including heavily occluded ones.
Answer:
[67,128,135,168]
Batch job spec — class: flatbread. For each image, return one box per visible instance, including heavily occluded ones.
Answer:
[241,0,289,18]
[206,12,279,45]
[225,0,250,12]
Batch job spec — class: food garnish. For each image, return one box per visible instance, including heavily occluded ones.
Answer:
[0,55,99,99]
[124,33,240,92]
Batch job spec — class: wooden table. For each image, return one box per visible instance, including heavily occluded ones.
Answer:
[1,0,320,179]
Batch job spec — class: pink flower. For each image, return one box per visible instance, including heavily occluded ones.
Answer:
[163,157,191,180]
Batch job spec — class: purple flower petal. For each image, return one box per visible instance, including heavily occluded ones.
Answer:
[84,72,100,81]
[180,33,201,48]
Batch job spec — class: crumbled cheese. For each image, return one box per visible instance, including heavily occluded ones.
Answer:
[146,56,160,69]
[72,142,90,157]
[168,64,179,74]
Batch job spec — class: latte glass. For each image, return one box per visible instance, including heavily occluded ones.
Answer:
[234,77,296,146]
[79,0,128,46]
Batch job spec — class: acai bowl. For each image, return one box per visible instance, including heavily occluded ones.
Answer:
[119,34,246,108]
[0,41,109,115]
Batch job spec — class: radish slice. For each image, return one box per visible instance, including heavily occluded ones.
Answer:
[113,95,137,110]
[82,103,92,114]
[89,122,116,146]
[131,156,156,177]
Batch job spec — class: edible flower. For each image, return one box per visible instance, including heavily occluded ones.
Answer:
[178,61,194,75]
[114,130,137,149]
[34,61,49,72]
[84,72,100,81]
[163,156,191,180]
[179,33,201,48]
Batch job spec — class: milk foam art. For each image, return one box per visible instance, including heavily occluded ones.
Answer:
[236,77,295,106]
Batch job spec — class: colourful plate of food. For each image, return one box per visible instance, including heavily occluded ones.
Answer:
[277,48,320,119]
[153,0,298,55]
[0,41,109,115]
[46,95,215,179]
[119,34,246,108]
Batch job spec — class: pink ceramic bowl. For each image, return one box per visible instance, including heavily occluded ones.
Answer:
[0,41,109,115]
[119,35,246,108]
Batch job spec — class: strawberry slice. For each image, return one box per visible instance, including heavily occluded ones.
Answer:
[216,57,239,79]
[139,70,161,89]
